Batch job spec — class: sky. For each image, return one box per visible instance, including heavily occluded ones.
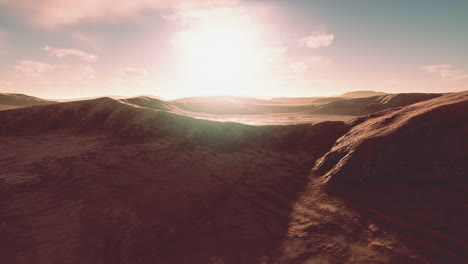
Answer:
[0,0,467,99]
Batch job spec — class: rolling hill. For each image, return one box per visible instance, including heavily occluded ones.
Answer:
[339,90,387,98]
[315,93,442,116]
[0,90,466,263]
[0,93,57,110]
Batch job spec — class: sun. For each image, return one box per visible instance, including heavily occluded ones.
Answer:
[173,13,267,96]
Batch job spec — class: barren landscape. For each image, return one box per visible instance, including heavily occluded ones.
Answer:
[0,91,466,263]
[1,1,467,263]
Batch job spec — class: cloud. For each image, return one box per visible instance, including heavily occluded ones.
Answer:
[8,60,97,98]
[299,25,335,49]
[286,56,332,74]
[13,60,95,81]
[299,33,334,49]
[119,67,149,78]
[14,60,54,76]
[110,67,151,89]
[43,46,98,62]
[0,0,237,28]
[421,64,468,79]
[68,65,96,81]
[162,0,251,24]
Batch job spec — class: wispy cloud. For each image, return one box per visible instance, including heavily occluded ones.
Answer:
[14,60,54,76]
[0,0,238,28]
[43,46,98,62]
[161,0,252,24]
[119,67,149,78]
[9,60,97,98]
[286,56,332,74]
[299,26,335,49]
[421,64,468,79]
[13,60,96,83]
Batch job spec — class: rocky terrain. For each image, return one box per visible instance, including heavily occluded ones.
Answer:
[284,90,468,264]
[0,90,466,263]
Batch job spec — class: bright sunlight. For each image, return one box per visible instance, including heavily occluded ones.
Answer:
[173,12,268,96]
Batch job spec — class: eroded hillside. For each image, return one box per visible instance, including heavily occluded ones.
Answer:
[0,91,466,264]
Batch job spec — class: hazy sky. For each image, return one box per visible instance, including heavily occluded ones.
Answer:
[0,0,467,99]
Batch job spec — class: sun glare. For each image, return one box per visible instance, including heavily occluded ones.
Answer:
[173,14,267,96]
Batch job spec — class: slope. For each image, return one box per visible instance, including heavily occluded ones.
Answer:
[0,93,57,110]
[304,90,468,263]
[315,93,442,116]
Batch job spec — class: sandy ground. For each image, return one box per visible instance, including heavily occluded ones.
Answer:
[0,132,443,264]
[0,132,314,263]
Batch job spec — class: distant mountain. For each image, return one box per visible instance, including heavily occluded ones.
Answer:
[315,93,442,116]
[268,97,322,104]
[0,93,57,110]
[173,95,275,105]
[171,95,317,115]
[1,92,446,121]
[121,96,175,111]
[339,90,387,98]
[52,95,136,102]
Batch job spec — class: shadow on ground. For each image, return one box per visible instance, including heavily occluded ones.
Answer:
[328,182,468,264]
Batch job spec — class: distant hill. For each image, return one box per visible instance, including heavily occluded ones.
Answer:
[173,95,275,105]
[121,96,175,111]
[0,96,348,152]
[268,97,322,104]
[315,93,442,116]
[339,90,387,98]
[0,93,57,110]
[171,96,317,115]
[52,95,135,102]
[1,92,446,121]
